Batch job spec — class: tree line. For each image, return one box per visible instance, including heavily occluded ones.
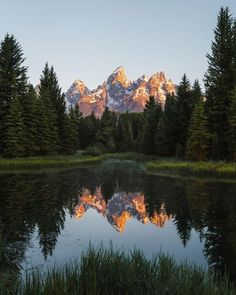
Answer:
[0,7,236,160]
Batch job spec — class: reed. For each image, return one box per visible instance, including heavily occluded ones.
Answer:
[1,246,235,295]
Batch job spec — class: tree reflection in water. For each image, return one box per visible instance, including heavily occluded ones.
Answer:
[0,160,236,281]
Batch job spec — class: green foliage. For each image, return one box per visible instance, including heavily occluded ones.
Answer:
[0,34,28,154]
[142,96,162,155]
[116,112,144,152]
[35,91,58,155]
[204,7,236,159]
[39,63,68,152]
[79,112,100,149]
[146,159,236,178]
[228,87,236,160]
[163,93,176,155]
[97,107,117,152]
[155,117,169,156]
[186,100,210,161]
[175,74,192,157]
[2,247,234,295]
[2,97,25,158]
[20,84,38,156]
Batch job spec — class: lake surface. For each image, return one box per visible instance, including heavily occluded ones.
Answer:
[0,160,236,281]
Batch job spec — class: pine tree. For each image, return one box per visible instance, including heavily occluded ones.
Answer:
[155,117,169,156]
[163,93,176,155]
[78,112,99,149]
[0,34,28,154]
[3,97,25,158]
[204,7,235,159]
[191,80,202,108]
[228,87,236,160]
[35,91,58,155]
[39,63,65,152]
[175,74,192,157]
[116,113,135,152]
[186,99,210,161]
[97,107,117,151]
[142,96,162,155]
[21,84,38,156]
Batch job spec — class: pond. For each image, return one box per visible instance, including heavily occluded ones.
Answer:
[0,159,236,281]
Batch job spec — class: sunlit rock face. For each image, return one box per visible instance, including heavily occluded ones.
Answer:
[66,67,175,116]
[73,188,172,232]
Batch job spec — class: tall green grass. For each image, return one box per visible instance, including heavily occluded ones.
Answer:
[1,246,235,295]
[146,159,236,178]
[0,155,102,172]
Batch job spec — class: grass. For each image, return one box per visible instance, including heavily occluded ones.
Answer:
[0,154,102,172]
[146,159,236,178]
[0,246,235,295]
[0,152,236,178]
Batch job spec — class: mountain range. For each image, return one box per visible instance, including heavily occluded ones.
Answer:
[66,67,175,116]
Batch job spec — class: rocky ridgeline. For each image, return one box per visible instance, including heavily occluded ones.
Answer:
[66,66,175,116]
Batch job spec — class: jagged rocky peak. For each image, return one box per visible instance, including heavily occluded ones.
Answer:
[108,66,131,87]
[66,67,176,116]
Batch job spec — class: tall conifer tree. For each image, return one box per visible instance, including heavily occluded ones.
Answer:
[3,97,25,158]
[228,87,236,160]
[186,99,210,161]
[175,74,192,157]
[0,34,28,154]
[204,7,235,158]
[142,96,162,155]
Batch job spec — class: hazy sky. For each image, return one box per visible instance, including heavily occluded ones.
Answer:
[1,0,236,91]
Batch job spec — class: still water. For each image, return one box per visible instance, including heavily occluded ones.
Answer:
[0,160,236,280]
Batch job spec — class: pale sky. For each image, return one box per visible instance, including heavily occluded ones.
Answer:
[1,0,236,91]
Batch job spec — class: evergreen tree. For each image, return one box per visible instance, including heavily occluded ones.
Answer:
[21,84,38,156]
[60,110,78,155]
[204,7,235,159]
[163,93,176,155]
[3,97,25,158]
[186,99,210,161]
[39,63,65,152]
[116,113,135,152]
[142,96,162,155]
[175,74,192,157]
[155,117,169,156]
[78,112,99,149]
[228,87,236,160]
[0,34,28,154]
[35,91,58,155]
[97,107,117,151]
[66,105,82,153]
[191,80,202,108]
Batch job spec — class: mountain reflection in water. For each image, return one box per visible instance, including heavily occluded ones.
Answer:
[0,160,236,282]
[74,188,171,232]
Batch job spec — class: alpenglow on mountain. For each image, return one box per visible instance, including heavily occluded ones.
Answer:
[66,67,175,116]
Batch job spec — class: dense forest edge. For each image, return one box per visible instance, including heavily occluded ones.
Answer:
[0,7,236,165]
[1,246,235,295]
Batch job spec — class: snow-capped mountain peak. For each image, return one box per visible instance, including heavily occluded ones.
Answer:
[66,67,175,116]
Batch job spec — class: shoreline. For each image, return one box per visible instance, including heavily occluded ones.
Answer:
[0,152,236,178]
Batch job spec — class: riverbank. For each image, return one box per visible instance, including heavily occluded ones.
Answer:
[146,159,236,178]
[0,247,235,295]
[0,154,102,171]
[0,152,236,178]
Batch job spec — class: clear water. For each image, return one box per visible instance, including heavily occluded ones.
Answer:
[0,160,236,281]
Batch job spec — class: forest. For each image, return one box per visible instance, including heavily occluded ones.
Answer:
[0,7,236,161]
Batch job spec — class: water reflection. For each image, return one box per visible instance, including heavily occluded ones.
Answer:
[0,160,236,281]
[74,188,171,232]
